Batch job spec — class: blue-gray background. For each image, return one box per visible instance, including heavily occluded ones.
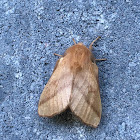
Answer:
[0,0,140,140]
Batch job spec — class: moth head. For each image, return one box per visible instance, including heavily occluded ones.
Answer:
[77,42,84,46]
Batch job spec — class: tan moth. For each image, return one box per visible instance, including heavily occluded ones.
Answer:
[38,37,106,128]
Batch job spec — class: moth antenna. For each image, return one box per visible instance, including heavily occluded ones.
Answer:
[89,36,101,51]
[72,38,76,45]
[96,58,107,61]
[54,53,62,57]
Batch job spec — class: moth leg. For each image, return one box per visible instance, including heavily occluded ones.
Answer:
[89,36,101,51]
[72,38,76,45]
[96,58,107,61]
[54,53,62,57]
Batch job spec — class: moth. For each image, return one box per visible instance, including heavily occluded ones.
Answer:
[38,37,106,128]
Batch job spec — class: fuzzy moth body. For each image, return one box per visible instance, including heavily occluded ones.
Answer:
[38,37,104,128]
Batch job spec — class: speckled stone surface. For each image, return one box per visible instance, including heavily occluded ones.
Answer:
[0,0,140,140]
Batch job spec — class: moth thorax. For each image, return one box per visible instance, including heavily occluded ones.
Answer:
[70,61,83,73]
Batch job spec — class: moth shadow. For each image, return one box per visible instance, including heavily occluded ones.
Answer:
[97,60,110,127]
[48,108,74,127]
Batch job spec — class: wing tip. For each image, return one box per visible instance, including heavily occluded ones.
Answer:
[38,104,70,118]
[70,106,101,128]
[38,104,55,118]
[38,107,61,118]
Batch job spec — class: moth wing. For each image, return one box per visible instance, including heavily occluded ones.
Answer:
[70,63,101,128]
[38,57,73,117]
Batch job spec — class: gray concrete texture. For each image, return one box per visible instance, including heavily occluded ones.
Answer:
[0,0,140,140]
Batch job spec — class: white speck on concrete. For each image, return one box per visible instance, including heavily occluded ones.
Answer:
[15,72,22,78]
[6,8,14,14]
[129,61,137,67]
[25,116,31,120]
[123,89,126,92]
[33,128,37,133]
[109,49,113,53]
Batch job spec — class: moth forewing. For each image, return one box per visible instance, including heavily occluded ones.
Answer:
[69,59,101,128]
[38,57,73,117]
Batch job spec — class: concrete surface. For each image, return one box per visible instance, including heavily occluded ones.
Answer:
[0,0,140,140]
